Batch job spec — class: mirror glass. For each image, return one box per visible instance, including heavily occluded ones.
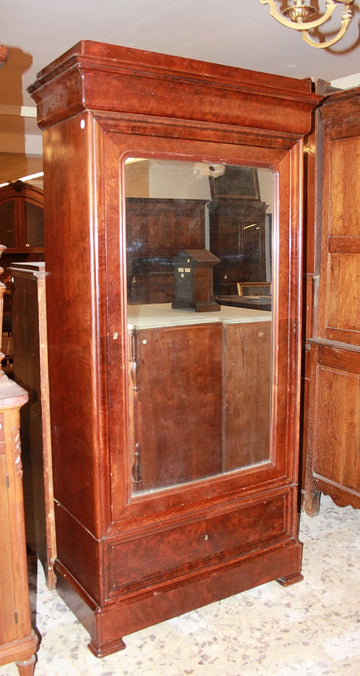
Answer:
[125,158,273,495]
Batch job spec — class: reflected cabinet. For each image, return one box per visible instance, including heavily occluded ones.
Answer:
[0,181,44,255]
[29,41,320,656]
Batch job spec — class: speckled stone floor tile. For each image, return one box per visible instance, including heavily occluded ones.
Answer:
[1,495,359,675]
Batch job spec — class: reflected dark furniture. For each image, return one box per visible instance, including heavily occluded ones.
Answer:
[0,181,44,358]
[216,295,271,311]
[0,182,44,265]
[127,197,207,303]
[216,282,271,311]
[208,197,268,295]
[209,166,260,200]
[29,40,320,656]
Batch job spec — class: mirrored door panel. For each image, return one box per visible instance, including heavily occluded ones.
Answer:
[125,158,274,495]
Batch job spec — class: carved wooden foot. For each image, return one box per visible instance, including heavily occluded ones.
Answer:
[277,572,304,587]
[16,654,36,676]
[304,488,321,517]
[88,637,126,658]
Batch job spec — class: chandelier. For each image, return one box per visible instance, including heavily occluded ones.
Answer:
[260,0,355,48]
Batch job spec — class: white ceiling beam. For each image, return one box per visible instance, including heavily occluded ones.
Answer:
[0,104,37,118]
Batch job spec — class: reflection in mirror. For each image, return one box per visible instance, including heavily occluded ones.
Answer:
[125,158,273,495]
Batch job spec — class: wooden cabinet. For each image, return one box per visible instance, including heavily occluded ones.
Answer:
[304,86,360,514]
[29,40,319,656]
[0,375,38,675]
[0,182,44,256]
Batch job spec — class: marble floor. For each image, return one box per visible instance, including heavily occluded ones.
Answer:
[1,495,359,676]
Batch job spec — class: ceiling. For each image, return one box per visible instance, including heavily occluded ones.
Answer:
[1,0,360,184]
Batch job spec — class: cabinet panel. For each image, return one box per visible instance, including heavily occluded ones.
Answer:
[24,202,44,248]
[327,253,360,334]
[317,100,360,348]
[130,323,223,491]
[0,201,16,249]
[330,136,360,235]
[305,341,360,512]
[314,365,360,491]
[309,342,360,502]
[224,321,271,470]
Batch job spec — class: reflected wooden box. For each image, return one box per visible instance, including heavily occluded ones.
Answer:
[172,249,220,312]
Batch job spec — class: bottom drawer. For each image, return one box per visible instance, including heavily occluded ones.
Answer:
[107,494,288,598]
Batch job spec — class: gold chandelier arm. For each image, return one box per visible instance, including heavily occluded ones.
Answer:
[260,0,339,32]
[301,9,353,47]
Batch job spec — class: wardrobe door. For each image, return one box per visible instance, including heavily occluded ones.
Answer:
[305,87,360,514]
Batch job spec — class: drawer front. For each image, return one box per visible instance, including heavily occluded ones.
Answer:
[106,494,287,598]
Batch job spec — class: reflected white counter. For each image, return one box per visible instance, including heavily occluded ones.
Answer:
[127,303,271,330]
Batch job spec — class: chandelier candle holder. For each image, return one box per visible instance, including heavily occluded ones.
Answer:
[0,45,8,67]
[260,0,355,48]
